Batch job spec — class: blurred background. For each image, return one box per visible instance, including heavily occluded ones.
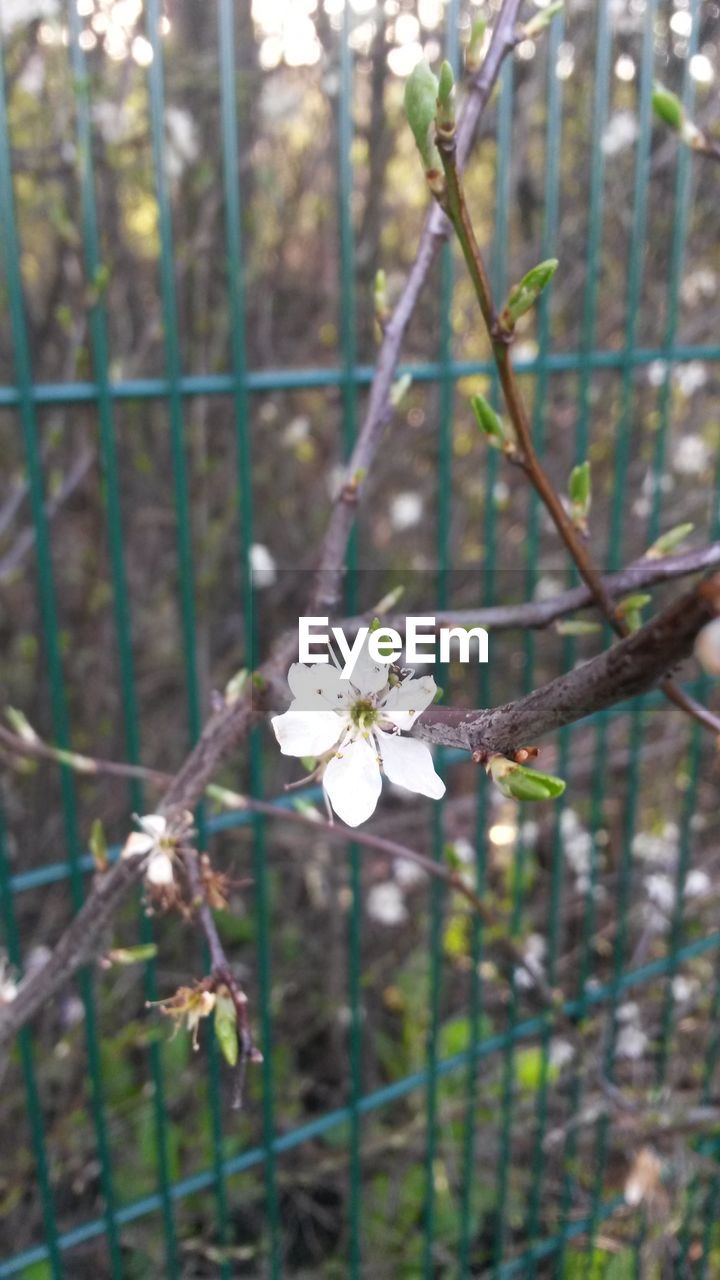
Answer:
[1,0,719,1275]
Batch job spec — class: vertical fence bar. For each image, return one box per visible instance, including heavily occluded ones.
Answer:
[335,5,364,1274]
[217,4,281,1274]
[0,28,121,1276]
[421,9,459,1274]
[584,3,659,1265]
[66,8,180,1268]
[0,804,63,1277]
[522,20,567,1259]
[555,3,612,1266]
[487,60,520,1279]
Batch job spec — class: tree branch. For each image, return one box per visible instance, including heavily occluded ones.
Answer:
[415,575,720,754]
[311,0,525,612]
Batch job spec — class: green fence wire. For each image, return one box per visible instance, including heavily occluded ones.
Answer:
[1,1,719,1277]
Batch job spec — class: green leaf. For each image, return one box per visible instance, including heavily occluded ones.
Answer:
[470,393,505,448]
[5,706,38,744]
[89,818,108,871]
[555,619,602,636]
[437,60,455,131]
[107,944,158,966]
[502,259,558,328]
[617,593,652,615]
[568,460,591,513]
[524,1,564,37]
[214,995,239,1067]
[645,522,694,560]
[488,757,566,802]
[404,59,441,172]
[652,82,684,131]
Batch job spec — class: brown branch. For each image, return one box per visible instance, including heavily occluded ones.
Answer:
[311,0,525,612]
[435,126,720,737]
[415,575,720,754]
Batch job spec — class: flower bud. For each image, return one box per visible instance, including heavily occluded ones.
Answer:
[404,59,444,194]
[500,259,558,331]
[486,755,565,802]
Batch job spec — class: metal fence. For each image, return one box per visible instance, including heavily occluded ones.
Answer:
[1,0,719,1276]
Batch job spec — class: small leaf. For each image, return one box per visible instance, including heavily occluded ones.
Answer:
[390,371,412,407]
[107,944,158,966]
[470,393,505,448]
[214,995,239,1067]
[437,60,455,132]
[568,461,591,512]
[645,522,694,560]
[404,59,442,175]
[523,1,564,38]
[5,706,39,744]
[89,817,108,871]
[487,756,565,802]
[555,619,602,637]
[617,593,652,616]
[466,17,487,71]
[652,82,684,131]
[502,259,558,328]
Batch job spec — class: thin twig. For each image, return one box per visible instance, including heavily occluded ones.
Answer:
[435,127,720,737]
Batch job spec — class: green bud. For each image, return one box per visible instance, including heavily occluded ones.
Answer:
[501,259,558,329]
[645,522,694,560]
[404,59,444,190]
[568,460,591,531]
[523,1,564,38]
[107,943,158,965]
[390,371,412,406]
[569,461,591,512]
[555,619,602,637]
[466,17,487,72]
[617,593,652,615]
[300,756,318,773]
[224,668,248,706]
[487,756,565,802]
[436,60,455,133]
[5,706,38,744]
[617,594,651,633]
[214,995,239,1068]
[90,818,108,871]
[372,584,405,615]
[206,783,247,810]
[652,82,684,132]
[471,393,505,448]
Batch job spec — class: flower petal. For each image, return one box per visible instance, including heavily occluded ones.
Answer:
[348,644,391,696]
[121,831,155,859]
[139,814,167,839]
[380,674,438,730]
[287,662,352,710]
[376,728,445,800]
[146,851,174,886]
[271,708,344,758]
[323,734,382,827]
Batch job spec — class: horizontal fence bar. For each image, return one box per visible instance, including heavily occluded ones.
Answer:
[2,930,717,1278]
[6,680,700,896]
[0,343,718,409]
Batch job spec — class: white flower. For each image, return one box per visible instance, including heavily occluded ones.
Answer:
[367,881,408,926]
[685,868,711,898]
[616,1024,648,1061]
[390,491,423,531]
[271,653,444,827]
[121,814,175,886]
[0,956,17,1005]
[249,543,277,589]
[646,873,676,913]
[672,434,711,476]
[695,618,720,677]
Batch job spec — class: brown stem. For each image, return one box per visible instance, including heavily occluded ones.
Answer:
[311,0,524,612]
[437,131,720,736]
